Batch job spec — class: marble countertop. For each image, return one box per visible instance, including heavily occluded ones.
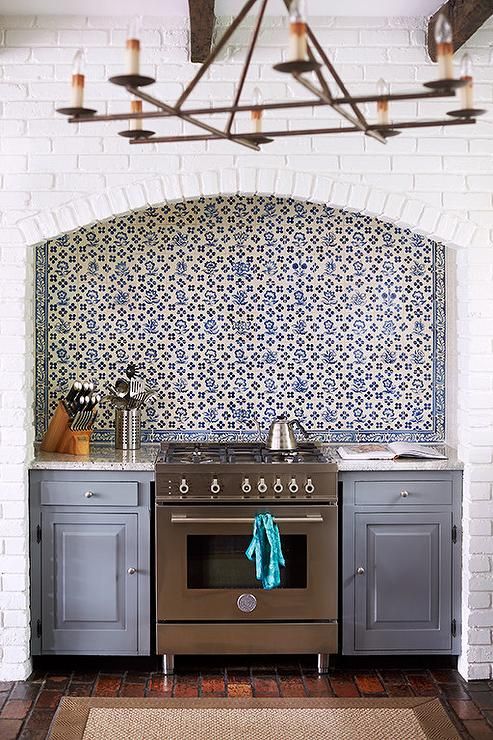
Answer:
[30,443,463,472]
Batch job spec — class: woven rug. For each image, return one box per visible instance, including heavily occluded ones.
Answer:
[48,697,461,740]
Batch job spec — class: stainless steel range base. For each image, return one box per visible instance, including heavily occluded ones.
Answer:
[157,622,337,674]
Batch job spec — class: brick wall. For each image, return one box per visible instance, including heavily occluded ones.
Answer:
[0,12,492,680]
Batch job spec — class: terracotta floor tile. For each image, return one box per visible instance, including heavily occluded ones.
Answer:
[252,677,279,697]
[431,669,464,684]
[473,692,493,710]
[378,670,405,685]
[463,719,493,740]
[43,676,70,691]
[18,709,54,740]
[9,685,39,702]
[200,675,226,696]
[173,676,199,698]
[407,673,439,696]
[385,684,415,697]
[279,676,306,697]
[1,699,33,720]
[0,683,14,693]
[70,672,98,684]
[34,690,63,710]
[119,683,147,697]
[93,675,122,697]
[449,699,483,720]
[329,679,360,698]
[440,684,471,700]
[355,674,385,695]
[227,682,253,697]
[0,719,23,740]
[303,675,333,697]
[66,683,92,697]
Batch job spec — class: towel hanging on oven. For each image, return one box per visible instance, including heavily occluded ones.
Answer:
[245,513,285,590]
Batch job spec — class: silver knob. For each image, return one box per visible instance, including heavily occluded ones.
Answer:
[237,593,257,612]
[258,477,268,494]
[289,478,299,494]
[305,478,315,495]
[211,478,220,495]
[127,567,137,575]
[179,478,189,494]
[84,491,94,498]
[273,477,283,494]
[400,490,409,498]
[242,478,252,494]
[357,567,365,575]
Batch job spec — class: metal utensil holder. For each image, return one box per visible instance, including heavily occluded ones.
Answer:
[115,408,141,450]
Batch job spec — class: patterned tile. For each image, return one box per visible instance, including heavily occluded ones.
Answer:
[35,195,445,443]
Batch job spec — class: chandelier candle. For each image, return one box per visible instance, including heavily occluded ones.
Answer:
[126,17,141,75]
[376,78,390,126]
[459,53,474,109]
[251,87,263,133]
[288,0,308,62]
[434,13,453,80]
[70,49,85,108]
[130,98,143,131]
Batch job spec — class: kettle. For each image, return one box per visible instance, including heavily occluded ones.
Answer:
[257,416,308,451]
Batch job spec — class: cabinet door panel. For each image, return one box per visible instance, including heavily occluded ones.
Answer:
[354,512,452,652]
[42,512,138,653]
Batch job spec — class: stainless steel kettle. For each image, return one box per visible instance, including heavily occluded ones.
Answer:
[258,416,308,451]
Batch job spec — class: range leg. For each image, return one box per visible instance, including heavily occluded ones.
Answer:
[162,654,175,675]
[317,653,329,674]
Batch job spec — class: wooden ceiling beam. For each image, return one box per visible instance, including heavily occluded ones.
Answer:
[188,0,216,63]
[428,0,493,61]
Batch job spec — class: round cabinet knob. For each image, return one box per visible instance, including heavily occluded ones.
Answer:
[242,477,252,495]
[237,593,257,613]
[305,477,315,495]
[289,478,299,494]
[400,490,409,498]
[179,478,189,495]
[258,477,268,494]
[273,477,283,494]
[357,567,365,575]
[211,478,221,495]
[127,567,137,575]
[84,491,94,498]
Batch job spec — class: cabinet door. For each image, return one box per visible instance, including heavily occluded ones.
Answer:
[41,511,138,653]
[354,512,452,652]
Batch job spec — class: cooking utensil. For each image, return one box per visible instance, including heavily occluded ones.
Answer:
[257,416,309,451]
[114,378,130,398]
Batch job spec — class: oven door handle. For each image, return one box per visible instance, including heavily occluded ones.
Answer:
[170,515,324,524]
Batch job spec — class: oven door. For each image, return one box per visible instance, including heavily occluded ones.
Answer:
[156,504,337,622]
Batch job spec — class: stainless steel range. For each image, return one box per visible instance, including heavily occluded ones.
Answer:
[155,442,338,674]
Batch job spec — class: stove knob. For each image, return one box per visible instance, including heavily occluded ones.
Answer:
[210,478,221,495]
[179,478,189,495]
[305,477,315,495]
[258,477,268,495]
[242,477,252,494]
[273,477,283,495]
[289,478,299,495]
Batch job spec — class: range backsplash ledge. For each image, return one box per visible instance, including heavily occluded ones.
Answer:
[35,194,445,443]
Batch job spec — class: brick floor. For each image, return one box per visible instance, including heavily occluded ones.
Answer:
[2,658,493,739]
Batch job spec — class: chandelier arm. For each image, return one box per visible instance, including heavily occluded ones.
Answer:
[293,74,387,144]
[176,0,260,109]
[129,117,475,145]
[225,0,269,134]
[127,86,260,150]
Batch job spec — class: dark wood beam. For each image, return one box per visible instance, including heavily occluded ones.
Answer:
[428,0,493,61]
[188,0,215,63]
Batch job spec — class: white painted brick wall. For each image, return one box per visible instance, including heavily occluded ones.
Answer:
[0,12,492,681]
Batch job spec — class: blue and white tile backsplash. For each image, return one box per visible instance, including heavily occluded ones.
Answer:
[35,194,445,443]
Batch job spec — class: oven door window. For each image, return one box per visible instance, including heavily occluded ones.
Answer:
[187,534,307,589]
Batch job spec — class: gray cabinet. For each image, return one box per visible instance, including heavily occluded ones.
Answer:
[30,469,152,655]
[341,471,462,655]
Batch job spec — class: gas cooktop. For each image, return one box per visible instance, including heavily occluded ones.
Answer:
[156,442,330,465]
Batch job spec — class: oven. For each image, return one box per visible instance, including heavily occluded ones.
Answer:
[156,503,337,622]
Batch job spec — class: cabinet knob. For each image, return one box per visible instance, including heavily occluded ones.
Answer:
[400,490,409,498]
[357,567,365,575]
[84,491,94,498]
[127,567,137,575]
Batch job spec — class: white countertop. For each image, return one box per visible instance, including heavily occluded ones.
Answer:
[30,444,463,472]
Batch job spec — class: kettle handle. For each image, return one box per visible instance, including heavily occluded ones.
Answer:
[290,419,309,438]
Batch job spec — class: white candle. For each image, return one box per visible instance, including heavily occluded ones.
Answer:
[288,0,308,62]
[130,98,143,131]
[126,38,140,75]
[459,53,474,109]
[376,78,389,126]
[434,13,453,79]
[251,87,263,134]
[70,48,85,108]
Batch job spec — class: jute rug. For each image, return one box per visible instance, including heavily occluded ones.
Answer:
[48,697,461,740]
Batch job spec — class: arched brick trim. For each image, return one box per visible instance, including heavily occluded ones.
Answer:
[18,167,484,250]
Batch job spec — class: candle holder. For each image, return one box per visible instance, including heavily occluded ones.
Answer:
[56,107,97,117]
[109,74,155,88]
[118,129,156,139]
[423,78,467,91]
[248,134,274,145]
[273,59,320,74]
[447,108,486,119]
[372,128,401,139]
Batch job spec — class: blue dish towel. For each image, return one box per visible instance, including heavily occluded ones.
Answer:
[245,513,285,590]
